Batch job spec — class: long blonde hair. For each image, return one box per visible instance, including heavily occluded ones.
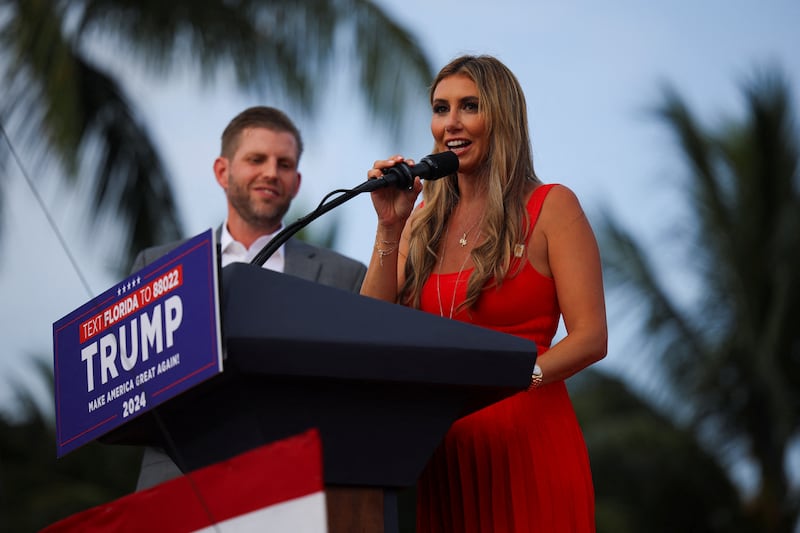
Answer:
[400,55,540,311]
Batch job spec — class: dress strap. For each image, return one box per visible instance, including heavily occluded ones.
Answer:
[509,184,558,268]
[528,183,558,228]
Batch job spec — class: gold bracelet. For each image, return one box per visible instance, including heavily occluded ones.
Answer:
[375,239,398,267]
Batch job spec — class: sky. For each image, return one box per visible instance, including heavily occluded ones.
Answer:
[1,0,799,444]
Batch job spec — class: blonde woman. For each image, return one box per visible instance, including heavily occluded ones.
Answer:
[361,55,607,532]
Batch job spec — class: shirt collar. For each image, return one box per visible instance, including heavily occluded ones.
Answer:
[220,222,285,267]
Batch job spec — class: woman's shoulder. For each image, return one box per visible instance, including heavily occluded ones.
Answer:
[534,183,585,226]
[535,182,581,207]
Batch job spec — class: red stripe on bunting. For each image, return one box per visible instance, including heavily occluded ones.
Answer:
[42,428,325,532]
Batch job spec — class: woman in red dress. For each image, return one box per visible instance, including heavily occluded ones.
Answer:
[361,54,608,532]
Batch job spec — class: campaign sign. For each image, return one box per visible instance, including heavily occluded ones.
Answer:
[52,229,223,457]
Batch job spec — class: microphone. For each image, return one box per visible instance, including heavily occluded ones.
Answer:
[251,151,457,267]
[354,151,459,193]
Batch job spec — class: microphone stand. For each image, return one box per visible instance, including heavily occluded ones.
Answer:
[249,183,381,267]
[249,151,455,267]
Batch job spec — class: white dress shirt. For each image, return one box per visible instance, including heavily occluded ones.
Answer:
[219,223,285,273]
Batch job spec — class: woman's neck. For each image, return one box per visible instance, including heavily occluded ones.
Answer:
[455,171,488,205]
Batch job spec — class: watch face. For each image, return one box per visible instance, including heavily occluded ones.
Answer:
[528,364,544,391]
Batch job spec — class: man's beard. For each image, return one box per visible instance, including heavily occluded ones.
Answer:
[227,178,290,232]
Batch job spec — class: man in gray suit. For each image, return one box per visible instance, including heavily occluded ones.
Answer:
[134,106,366,490]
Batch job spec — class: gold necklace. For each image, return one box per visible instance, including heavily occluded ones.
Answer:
[437,224,479,318]
[457,217,483,247]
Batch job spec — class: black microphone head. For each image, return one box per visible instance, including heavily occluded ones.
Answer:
[418,151,459,180]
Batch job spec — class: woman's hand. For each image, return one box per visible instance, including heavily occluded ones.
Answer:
[368,155,423,233]
[361,155,422,302]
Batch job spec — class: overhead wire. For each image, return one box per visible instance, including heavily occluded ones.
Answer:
[0,119,95,299]
[0,118,223,530]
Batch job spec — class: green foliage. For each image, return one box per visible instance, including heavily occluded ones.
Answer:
[0,414,141,532]
[0,359,141,532]
[572,370,759,533]
[0,0,432,528]
[0,0,433,272]
[598,69,800,531]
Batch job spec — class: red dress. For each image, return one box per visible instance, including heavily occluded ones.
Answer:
[416,184,595,532]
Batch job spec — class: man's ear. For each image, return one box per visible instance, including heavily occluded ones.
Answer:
[291,172,302,198]
[213,157,229,189]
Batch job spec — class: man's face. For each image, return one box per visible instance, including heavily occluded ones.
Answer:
[215,127,301,235]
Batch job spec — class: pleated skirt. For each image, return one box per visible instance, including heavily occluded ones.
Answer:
[416,381,595,533]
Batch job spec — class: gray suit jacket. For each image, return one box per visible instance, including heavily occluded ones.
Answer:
[133,231,366,490]
[131,234,366,294]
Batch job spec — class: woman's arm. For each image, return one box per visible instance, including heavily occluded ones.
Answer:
[530,185,608,384]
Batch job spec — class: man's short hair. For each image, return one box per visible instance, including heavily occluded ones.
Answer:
[220,106,304,161]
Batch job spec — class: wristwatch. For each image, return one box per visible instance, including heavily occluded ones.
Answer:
[528,364,543,390]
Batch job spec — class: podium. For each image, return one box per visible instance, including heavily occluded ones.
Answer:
[102,263,537,532]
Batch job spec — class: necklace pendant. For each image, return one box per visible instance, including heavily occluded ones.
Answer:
[459,233,468,247]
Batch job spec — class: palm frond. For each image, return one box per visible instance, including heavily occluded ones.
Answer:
[345,0,435,134]
[599,209,705,384]
[604,69,800,529]
[572,370,757,533]
[74,57,183,270]
[1,0,433,274]
[76,0,434,129]
[1,0,83,172]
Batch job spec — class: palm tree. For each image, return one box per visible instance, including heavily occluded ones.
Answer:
[0,359,142,532]
[599,70,800,531]
[1,1,432,527]
[0,0,433,271]
[571,370,760,533]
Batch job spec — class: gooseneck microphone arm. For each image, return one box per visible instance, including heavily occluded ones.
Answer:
[250,151,458,267]
[250,185,361,267]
